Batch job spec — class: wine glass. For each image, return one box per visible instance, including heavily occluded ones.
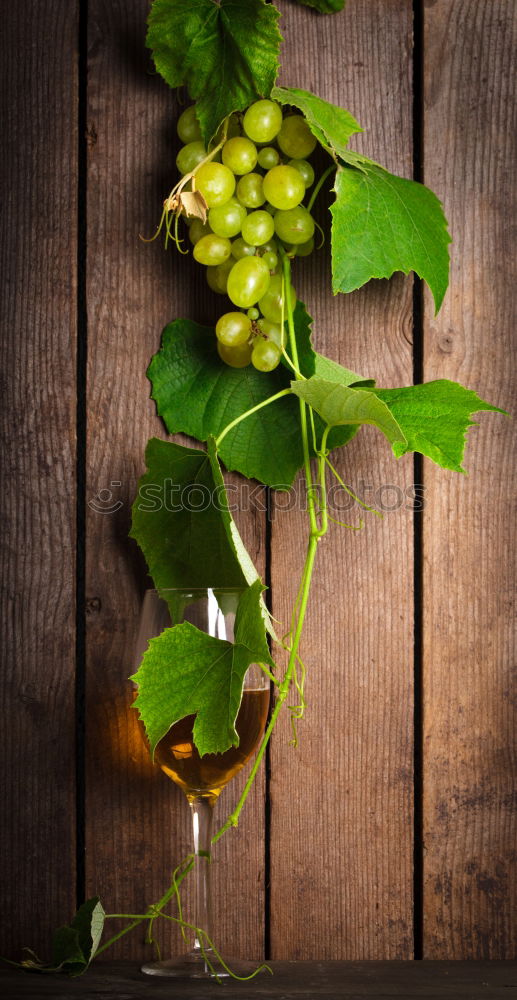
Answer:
[133,587,270,978]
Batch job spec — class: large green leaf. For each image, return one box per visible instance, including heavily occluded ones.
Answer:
[147,0,282,143]
[374,380,506,473]
[293,0,346,10]
[148,305,368,488]
[132,579,274,756]
[271,85,362,161]
[290,377,407,447]
[331,160,451,313]
[130,438,256,590]
[19,899,105,977]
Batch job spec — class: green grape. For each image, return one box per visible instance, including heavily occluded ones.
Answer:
[236,172,265,208]
[208,197,246,238]
[262,250,278,271]
[177,105,202,144]
[274,205,315,245]
[258,273,297,323]
[262,165,305,210]
[259,239,278,255]
[257,146,280,170]
[257,318,285,348]
[193,234,232,266]
[195,162,235,207]
[251,338,282,372]
[176,141,206,175]
[217,340,252,368]
[288,158,315,188]
[277,115,317,159]
[216,311,252,347]
[231,237,256,259]
[293,237,314,257]
[241,210,275,247]
[243,100,283,143]
[247,307,260,320]
[222,137,258,175]
[227,256,271,308]
[188,218,212,245]
[206,258,234,294]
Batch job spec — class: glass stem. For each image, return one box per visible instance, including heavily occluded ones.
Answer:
[189,796,214,952]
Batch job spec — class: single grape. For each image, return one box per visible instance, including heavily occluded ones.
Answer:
[243,100,283,143]
[208,197,247,238]
[258,273,297,323]
[241,210,275,247]
[274,205,315,245]
[206,258,234,294]
[288,158,315,188]
[293,237,314,257]
[222,137,258,175]
[176,141,206,175]
[216,311,252,347]
[257,318,285,349]
[247,307,260,320]
[227,256,271,308]
[177,105,202,144]
[277,115,317,159]
[262,165,305,210]
[217,340,252,368]
[195,162,235,207]
[236,172,266,208]
[188,218,212,245]
[193,234,232,266]
[262,250,278,271]
[251,338,282,372]
[257,146,280,170]
[259,239,278,255]
[231,237,256,259]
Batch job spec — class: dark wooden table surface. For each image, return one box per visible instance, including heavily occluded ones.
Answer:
[1,961,516,999]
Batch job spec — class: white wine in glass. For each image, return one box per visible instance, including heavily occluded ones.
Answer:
[133,587,270,978]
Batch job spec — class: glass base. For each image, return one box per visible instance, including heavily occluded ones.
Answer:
[141,949,263,980]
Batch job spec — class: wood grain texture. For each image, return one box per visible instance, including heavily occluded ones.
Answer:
[84,0,266,961]
[0,1,78,957]
[269,0,415,959]
[2,961,517,1000]
[422,0,517,958]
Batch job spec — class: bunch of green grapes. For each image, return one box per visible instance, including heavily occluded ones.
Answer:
[176,99,318,372]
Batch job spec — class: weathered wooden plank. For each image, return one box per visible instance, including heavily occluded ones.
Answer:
[270,1,415,959]
[84,0,266,962]
[422,0,517,959]
[0,0,78,957]
[1,961,516,999]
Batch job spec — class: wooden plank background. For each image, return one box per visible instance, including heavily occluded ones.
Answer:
[1,0,515,967]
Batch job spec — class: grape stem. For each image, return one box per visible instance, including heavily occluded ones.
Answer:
[212,251,330,843]
[215,387,293,447]
[306,164,336,214]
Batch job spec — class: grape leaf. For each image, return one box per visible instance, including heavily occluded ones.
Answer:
[331,159,451,313]
[147,0,282,143]
[19,899,105,977]
[132,579,274,756]
[130,438,258,590]
[271,85,362,161]
[293,0,346,10]
[148,304,368,488]
[373,380,507,473]
[290,377,407,447]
